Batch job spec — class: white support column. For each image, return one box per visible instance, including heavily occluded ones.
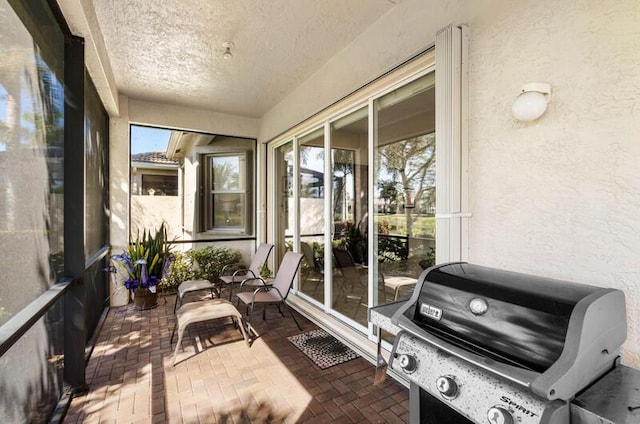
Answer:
[435,24,470,264]
[256,142,267,247]
[109,94,131,307]
[292,137,301,291]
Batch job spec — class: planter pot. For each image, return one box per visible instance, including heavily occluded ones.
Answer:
[132,289,158,310]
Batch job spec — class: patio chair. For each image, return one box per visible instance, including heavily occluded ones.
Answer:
[170,298,249,366]
[219,243,274,300]
[332,247,366,317]
[235,251,304,335]
[301,241,323,294]
[380,272,416,302]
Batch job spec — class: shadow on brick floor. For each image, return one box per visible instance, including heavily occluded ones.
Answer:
[65,292,409,423]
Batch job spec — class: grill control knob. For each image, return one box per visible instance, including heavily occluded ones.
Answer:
[487,406,514,424]
[396,354,417,373]
[436,376,458,398]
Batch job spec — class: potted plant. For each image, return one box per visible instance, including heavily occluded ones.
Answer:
[258,263,271,279]
[111,223,175,310]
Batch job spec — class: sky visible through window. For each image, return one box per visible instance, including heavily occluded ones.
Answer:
[130,125,171,154]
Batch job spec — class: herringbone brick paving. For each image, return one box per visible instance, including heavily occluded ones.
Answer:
[65,293,409,423]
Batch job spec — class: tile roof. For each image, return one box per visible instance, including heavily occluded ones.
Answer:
[131,151,179,165]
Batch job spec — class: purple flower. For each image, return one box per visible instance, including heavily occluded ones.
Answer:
[124,278,139,290]
[135,259,148,288]
[162,253,175,279]
[111,254,135,279]
[124,276,160,291]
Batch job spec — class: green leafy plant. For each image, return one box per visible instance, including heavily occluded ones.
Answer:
[377,220,408,263]
[190,246,243,282]
[333,220,366,264]
[159,251,195,292]
[131,224,174,278]
[110,222,175,292]
[258,262,271,278]
[160,246,242,291]
[419,246,436,269]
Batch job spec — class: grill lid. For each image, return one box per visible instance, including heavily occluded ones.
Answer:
[392,262,627,400]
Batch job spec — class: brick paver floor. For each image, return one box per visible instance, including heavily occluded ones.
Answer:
[65,292,409,423]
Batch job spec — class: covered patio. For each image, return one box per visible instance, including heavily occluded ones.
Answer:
[1,0,639,423]
[65,294,408,423]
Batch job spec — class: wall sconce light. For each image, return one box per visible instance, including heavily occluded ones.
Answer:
[512,83,552,122]
[222,41,234,60]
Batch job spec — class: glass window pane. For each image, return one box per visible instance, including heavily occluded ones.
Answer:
[330,107,369,326]
[0,0,66,420]
[85,76,109,256]
[211,155,244,191]
[129,125,181,240]
[0,0,65,319]
[212,193,245,229]
[0,297,64,423]
[142,174,178,196]
[274,141,294,265]
[374,74,436,307]
[299,128,325,303]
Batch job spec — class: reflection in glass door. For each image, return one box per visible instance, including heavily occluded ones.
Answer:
[298,128,325,304]
[329,108,369,326]
[274,141,294,265]
[374,73,436,306]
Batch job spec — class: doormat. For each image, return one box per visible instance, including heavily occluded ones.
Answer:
[287,329,359,369]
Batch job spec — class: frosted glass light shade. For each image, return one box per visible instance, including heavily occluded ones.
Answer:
[512,83,551,122]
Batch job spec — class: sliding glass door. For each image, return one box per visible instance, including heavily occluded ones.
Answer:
[269,68,437,335]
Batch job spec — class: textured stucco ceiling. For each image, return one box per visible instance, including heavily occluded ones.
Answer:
[91,0,397,118]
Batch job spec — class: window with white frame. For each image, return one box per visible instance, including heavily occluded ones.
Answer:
[202,152,252,233]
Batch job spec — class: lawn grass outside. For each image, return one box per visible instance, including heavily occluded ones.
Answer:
[375,214,436,239]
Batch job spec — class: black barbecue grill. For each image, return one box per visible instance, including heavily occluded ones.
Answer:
[385,262,627,424]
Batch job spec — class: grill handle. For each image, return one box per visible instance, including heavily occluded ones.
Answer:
[394,314,540,389]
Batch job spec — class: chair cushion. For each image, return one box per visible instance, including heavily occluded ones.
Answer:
[219,275,254,284]
[176,299,241,332]
[236,290,283,305]
[177,279,213,298]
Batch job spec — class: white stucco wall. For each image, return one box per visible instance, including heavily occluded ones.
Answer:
[467,0,640,366]
[260,0,640,366]
[128,99,259,138]
[130,195,182,240]
[108,95,130,307]
[258,0,461,143]
[109,94,131,251]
